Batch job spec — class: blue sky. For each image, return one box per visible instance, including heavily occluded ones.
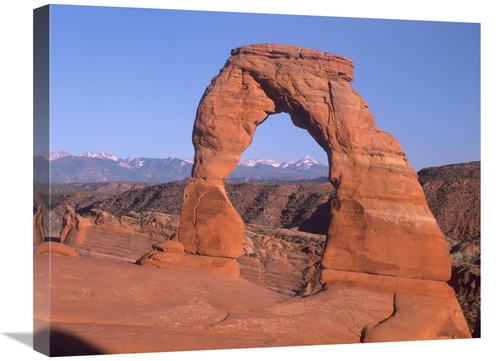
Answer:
[45,5,480,171]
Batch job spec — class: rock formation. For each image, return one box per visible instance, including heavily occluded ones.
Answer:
[418,161,480,242]
[60,205,80,246]
[33,204,45,246]
[137,236,240,277]
[35,242,79,257]
[177,43,470,340]
[418,161,481,336]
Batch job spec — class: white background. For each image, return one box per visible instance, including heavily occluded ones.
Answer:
[1,1,495,360]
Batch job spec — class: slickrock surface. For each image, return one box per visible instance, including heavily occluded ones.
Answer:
[34,254,464,356]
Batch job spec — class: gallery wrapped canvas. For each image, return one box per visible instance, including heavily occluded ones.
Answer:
[32,2,480,358]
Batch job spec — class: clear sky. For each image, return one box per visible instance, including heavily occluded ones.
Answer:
[46,4,480,171]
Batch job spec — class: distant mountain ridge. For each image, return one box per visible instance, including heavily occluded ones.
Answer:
[34,151,329,183]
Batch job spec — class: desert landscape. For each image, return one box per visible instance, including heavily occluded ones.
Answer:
[33,44,479,357]
[32,160,480,356]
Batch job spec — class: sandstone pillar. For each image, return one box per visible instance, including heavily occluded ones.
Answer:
[179,179,243,259]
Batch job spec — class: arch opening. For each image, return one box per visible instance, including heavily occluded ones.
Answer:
[232,111,335,233]
[237,112,329,170]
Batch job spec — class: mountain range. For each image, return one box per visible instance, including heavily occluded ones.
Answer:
[33,151,329,183]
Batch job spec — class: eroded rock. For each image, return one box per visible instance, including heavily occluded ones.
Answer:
[176,43,469,340]
[137,238,240,277]
[179,43,450,280]
[33,204,45,246]
[35,242,79,257]
[60,205,80,247]
[179,179,243,259]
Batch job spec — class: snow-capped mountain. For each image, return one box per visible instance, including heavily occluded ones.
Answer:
[230,156,328,182]
[238,156,325,171]
[239,158,282,168]
[49,150,70,161]
[282,156,322,171]
[34,151,328,183]
[77,151,119,161]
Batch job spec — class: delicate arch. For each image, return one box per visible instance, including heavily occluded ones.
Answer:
[178,44,450,282]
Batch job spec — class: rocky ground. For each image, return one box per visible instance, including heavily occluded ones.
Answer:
[32,161,480,355]
[33,212,377,355]
[33,212,470,356]
[34,252,399,356]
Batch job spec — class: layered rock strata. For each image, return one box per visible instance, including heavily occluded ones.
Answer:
[177,43,470,340]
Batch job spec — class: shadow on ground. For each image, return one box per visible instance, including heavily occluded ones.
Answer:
[3,332,33,348]
[33,328,105,356]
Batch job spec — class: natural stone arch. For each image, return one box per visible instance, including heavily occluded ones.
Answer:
[178,43,451,282]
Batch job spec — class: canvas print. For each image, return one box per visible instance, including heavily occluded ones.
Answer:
[33,4,480,357]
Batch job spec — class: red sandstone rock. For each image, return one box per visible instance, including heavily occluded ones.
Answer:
[137,249,185,266]
[151,239,184,253]
[35,242,79,257]
[174,43,468,342]
[179,179,243,259]
[137,233,240,276]
[362,292,471,342]
[138,251,240,277]
[35,254,468,355]
[320,269,471,341]
[180,43,451,281]
[33,204,45,246]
